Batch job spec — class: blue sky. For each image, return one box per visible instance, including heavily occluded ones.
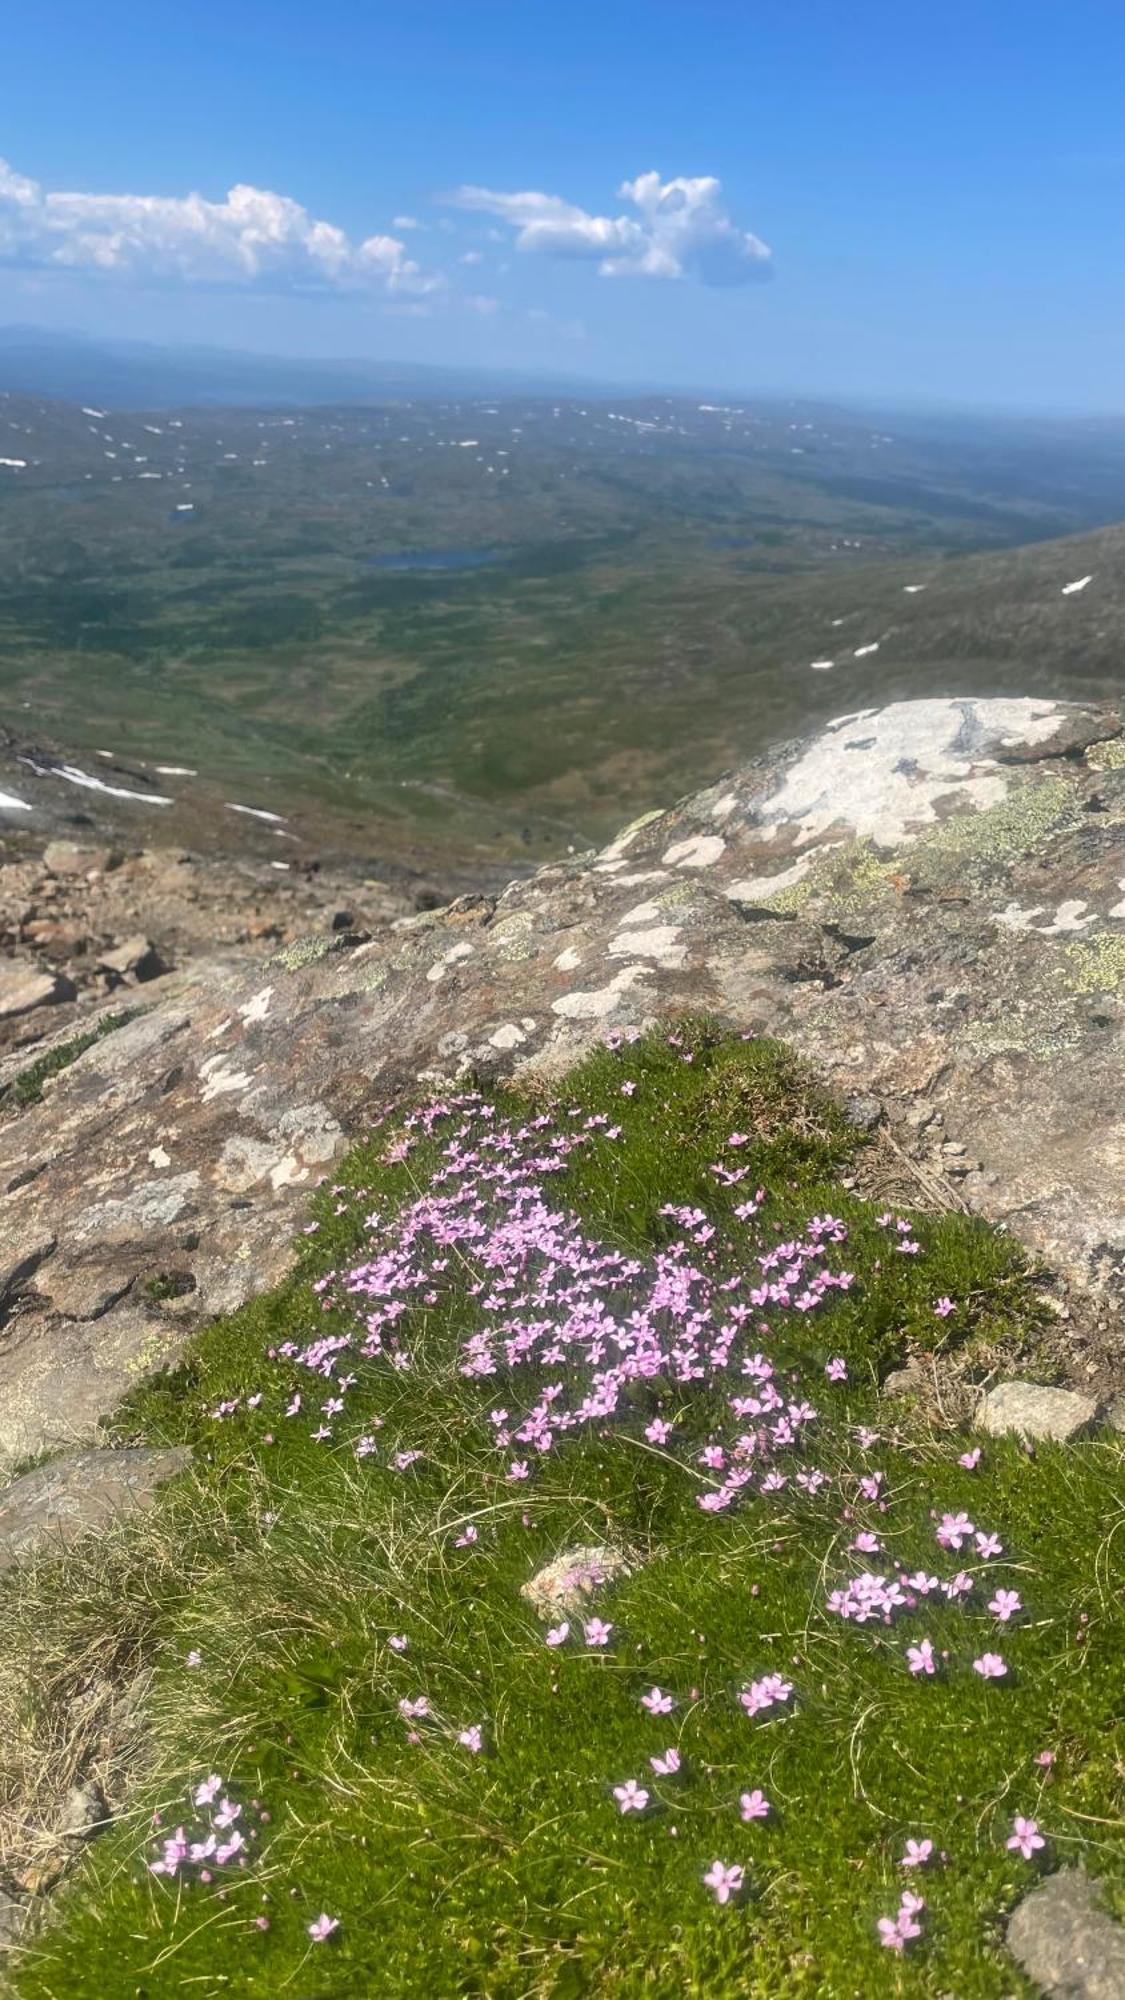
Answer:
[5,0,1125,408]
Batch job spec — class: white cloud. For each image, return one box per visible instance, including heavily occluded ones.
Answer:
[0,158,439,295]
[448,170,771,285]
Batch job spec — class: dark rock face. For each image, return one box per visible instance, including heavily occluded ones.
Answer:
[0,696,1121,1469]
[1008,1869,1125,1998]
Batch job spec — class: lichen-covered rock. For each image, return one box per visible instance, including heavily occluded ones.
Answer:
[0,696,1121,1469]
[0,1446,190,1573]
[1007,1868,1125,1998]
[521,1545,634,1622]
[978,1380,1100,1444]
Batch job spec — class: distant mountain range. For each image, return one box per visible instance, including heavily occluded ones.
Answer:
[0,325,604,409]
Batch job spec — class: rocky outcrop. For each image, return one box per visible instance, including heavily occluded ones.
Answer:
[0,696,1122,1469]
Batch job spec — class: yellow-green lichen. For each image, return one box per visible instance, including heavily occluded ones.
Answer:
[1061,932,1125,994]
[1087,735,1125,771]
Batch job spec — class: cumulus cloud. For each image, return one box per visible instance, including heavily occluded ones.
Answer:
[448,170,772,285]
[0,158,439,295]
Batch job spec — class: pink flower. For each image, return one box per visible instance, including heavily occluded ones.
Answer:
[703,1860,744,1904]
[193,1775,223,1807]
[641,1687,676,1715]
[974,1531,1003,1558]
[645,1417,673,1445]
[613,1779,649,1814]
[739,1673,793,1717]
[1006,1815,1046,1861]
[454,1524,479,1547]
[901,1838,933,1868]
[825,1358,848,1382]
[545,1622,570,1647]
[739,1789,771,1821]
[878,1891,925,1951]
[307,1913,340,1942]
[398,1696,430,1719]
[388,1634,409,1652]
[458,1725,484,1755]
[507,1460,530,1482]
[1035,1750,1055,1769]
[650,1747,681,1776]
[958,1447,982,1469]
[213,1797,241,1829]
[583,1619,613,1648]
[906,1639,935,1676]
[973,1652,1008,1680]
[934,1296,956,1317]
[620,1080,637,1097]
[989,1588,1022,1623]
[936,1511,974,1551]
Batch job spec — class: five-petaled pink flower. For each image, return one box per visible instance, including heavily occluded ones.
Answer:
[641,1686,676,1714]
[959,1447,981,1469]
[901,1838,932,1868]
[739,1789,771,1821]
[545,1622,570,1647]
[307,1913,340,1942]
[1006,1816,1046,1861]
[584,1619,613,1648]
[458,1725,484,1755]
[934,1296,955,1317]
[703,1860,744,1904]
[613,1779,649,1814]
[907,1639,936,1677]
[825,1358,848,1382]
[973,1652,1008,1680]
[989,1588,1022,1623]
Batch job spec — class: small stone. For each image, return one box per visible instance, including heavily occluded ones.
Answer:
[979,1380,1100,1444]
[521,1544,633,1622]
[42,841,118,878]
[58,1779,107,1842]
[1008,1868,1125,1998]
[844,1093,882,1132]
[0,966,76,1020]
[883,1361,927,1399]
[1107,1397,1125,1435]
[96,936,168,983]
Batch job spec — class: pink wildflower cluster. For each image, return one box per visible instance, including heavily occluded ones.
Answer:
[149,1778,267,1881]
[254,1092,862,1513]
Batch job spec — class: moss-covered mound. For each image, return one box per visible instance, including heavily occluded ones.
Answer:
[3,1024,1122,1997]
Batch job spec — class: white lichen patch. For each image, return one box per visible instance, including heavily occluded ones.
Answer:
[607,925,687,969]
[199,1055,255,1103]
[662,833,726,869]
[238,985,273,1026]
[759,699,1065,851]
[147,1144,171,1170]
[1111,880,1125,921]
[551,965,646,1020]
[74,1172,201,1242]
[489,1022,528,1049]
[727,857,814,902]
[995,900,1098,937]
[426,941,475,984]
[710,792,739,820]
[598,808,666,865]
[553,946,582,972]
